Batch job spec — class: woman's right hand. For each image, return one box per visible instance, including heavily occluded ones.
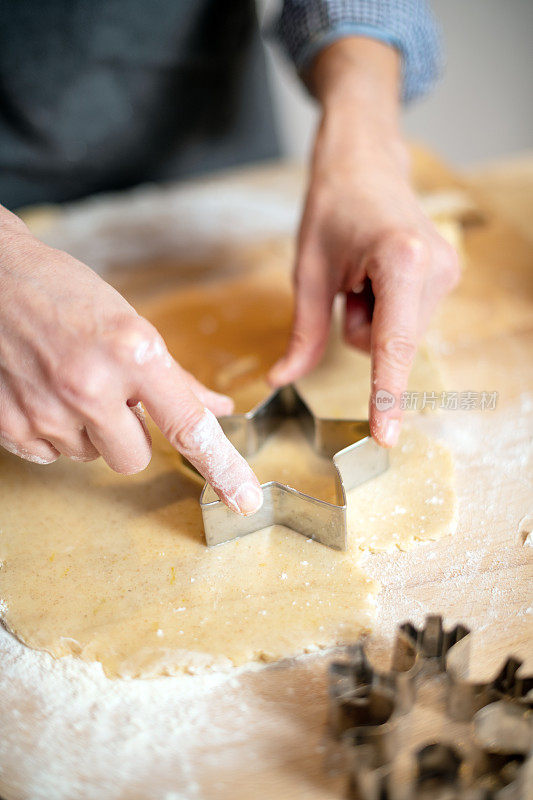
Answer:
[0,211,263,516]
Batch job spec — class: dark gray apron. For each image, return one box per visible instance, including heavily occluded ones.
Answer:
[0,0,280,209]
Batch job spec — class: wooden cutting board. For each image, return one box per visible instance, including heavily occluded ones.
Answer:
[1,148,531,800]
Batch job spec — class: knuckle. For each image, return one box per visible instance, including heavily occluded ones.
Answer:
[106,316,168,367]
[377,334,417,370]
[168,407,213,454]
[378,230,428,276]
[56,358,111,410]
[53,317,168,409]
[393,231,427,261]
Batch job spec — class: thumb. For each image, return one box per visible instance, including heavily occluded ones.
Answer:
[268,254,333,386]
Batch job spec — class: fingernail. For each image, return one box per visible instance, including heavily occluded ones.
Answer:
[383,419,400,447]
[234,482,263,516]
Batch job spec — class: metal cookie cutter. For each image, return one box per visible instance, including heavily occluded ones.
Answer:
[184,384,389,550]
[326,615,533,800]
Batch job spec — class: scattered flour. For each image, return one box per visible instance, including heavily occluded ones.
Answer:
[9,173,529,798]
[361,394,533,646]
[38,182,300,273]
[1,395,530,799]
[0,626,256,800]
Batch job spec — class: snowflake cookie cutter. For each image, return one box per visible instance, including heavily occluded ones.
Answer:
[327,615,533,799]
[182,384,389,550]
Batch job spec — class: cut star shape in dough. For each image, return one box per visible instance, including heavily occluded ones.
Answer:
[183,385,389,550]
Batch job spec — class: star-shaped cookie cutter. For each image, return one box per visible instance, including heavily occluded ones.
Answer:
[184,384,389,550]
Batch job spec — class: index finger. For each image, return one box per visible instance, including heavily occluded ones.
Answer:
[367,235,426,447]
[138,359,263,516]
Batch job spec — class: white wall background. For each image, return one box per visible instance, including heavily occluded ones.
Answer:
[260,0,533,167]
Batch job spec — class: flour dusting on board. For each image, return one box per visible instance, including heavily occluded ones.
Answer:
[1,397,531,799]
[38,181,301,271]
[0,627,248,800]
[0,625,329,800]
[361,393,533,642]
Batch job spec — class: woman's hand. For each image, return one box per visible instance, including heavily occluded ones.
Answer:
[0,212,263,516]
[269,38,459,447]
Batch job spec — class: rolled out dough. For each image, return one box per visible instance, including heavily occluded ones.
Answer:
[0,274,457,678]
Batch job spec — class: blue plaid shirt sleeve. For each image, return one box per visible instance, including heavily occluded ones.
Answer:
[274,0,442,102]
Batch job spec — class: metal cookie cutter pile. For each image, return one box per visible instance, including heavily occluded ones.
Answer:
[328,615,533,799]
[184,384,389,549]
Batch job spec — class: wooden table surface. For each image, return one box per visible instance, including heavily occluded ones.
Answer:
[1,148,532,800]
